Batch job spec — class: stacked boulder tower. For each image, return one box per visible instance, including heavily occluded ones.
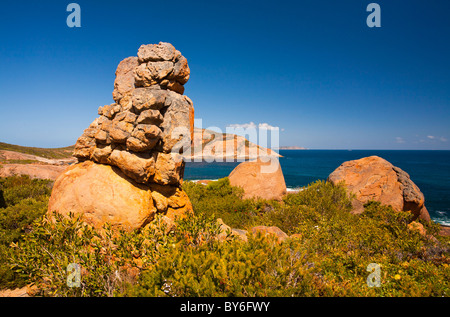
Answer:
[48,43,195,230]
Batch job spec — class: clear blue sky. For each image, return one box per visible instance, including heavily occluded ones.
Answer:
[0,0,449,149]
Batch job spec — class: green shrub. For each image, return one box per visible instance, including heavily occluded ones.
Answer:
[0,188,5,209]
[0,175,52,207]
[282,180,353,215]
[0,175,53,289]
[182,178,265,229]
[173,212,222,247]
[8,212,169,297]
[257,180,353,235]
[124,234,318,297]
[0,199,48,245]
[183,179,354,235]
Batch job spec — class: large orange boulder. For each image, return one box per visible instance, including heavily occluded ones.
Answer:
[228,157,287,201]
[327,156,430,221]
[48,161,156,230]
[48,160,193,230]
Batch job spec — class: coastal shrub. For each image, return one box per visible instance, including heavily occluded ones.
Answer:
[125,200,450,297]
[124,233,319,297]
[1,176,449,297]
[3,201,450,297]
[0,175,52,207]
[283,180,353,214]
[182,178,265,229]
[288,200,450,296]
[173,212,222,247]
[0,175,53,289]
[0,188,5,209]
[0,199,48,245]
[8,212,171,296]
[179,178,449,296]
[257,180,353,235]
[7,212,227,297]
[183,179,354,235]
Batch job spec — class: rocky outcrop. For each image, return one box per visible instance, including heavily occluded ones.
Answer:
[0,164,68,181]
[228,158,287,201]
[216,219,290,244]
[250,226,289,243]
[185,127,281,161]
[0,149,76,181]
[0,149,76,166]
[327,156,431,221]
[49,43,194,230]
[277,146,307,150]
[72,43,193,184]
[0,286,29,297]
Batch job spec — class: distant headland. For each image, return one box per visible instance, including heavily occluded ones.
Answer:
[277,146,307,150]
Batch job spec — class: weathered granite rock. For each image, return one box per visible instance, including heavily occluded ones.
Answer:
[50,43,194,230]
[407,221,427,236]
[135,42,190,94]
[112,56,139,103]
[215,219,249,242]
[48,161,156,230]
[73,42,194,186]
[250,226,289,243]
[228,157,287,201]
[327,156,431,221]
[215,219,290,244]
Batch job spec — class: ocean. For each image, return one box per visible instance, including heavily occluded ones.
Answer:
[184,150,450,226]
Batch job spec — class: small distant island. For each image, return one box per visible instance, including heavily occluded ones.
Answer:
[277,146,307,150]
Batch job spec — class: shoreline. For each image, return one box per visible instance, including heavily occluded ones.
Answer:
[440,225,450,236]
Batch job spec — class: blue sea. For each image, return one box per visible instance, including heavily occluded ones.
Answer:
[184,150,450,226]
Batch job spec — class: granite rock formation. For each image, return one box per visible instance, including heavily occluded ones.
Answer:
[327,156,431,221]
[49,42,194,230]
[185,127,281,161]
[228,158,287,201]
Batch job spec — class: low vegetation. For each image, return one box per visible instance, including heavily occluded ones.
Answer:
[0,142,74,160]
[0,175,448,296]
[0,175,53,289]
[0,159,42,165]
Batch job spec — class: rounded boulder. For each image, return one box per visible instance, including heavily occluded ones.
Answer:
[228,157,287,201]
[48,161,156,230]
[327,156,430,221]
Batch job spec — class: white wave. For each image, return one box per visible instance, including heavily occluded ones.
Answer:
[431,210,450,226]
[286,187,304,192]
[435,219,450,226]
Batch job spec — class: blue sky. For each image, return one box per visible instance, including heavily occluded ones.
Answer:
[0,0,449,149]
